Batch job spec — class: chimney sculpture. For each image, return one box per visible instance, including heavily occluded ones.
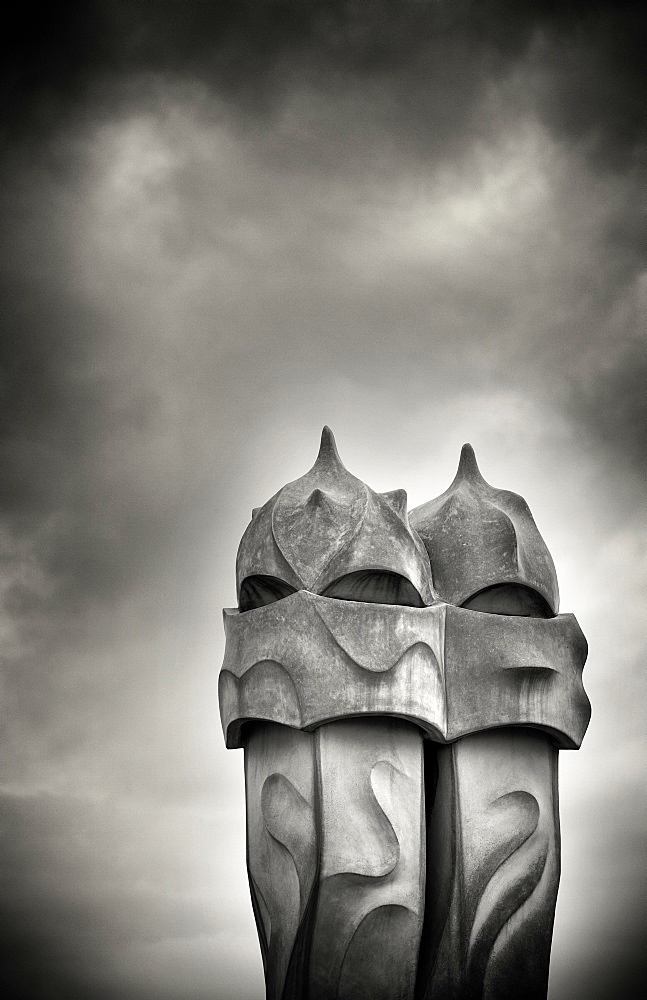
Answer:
[219,428,590,1000]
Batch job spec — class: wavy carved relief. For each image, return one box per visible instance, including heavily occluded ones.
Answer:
[223,431,590,1000]
[244,718,426,1000]
[245,724,317,1000]
[221,595,589,751]
[220,597,447,747]
[465,792,550,996]
[421,730,559,1000]
[309,719,425,1000]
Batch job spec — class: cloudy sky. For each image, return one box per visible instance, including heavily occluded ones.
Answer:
[1,2,645,998]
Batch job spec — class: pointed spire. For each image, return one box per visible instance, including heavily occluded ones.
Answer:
[307,488,326,506]
[251,507,260,519]
[303,487,341,513]
[314,425,345,471]
[454,443,487,487]
[409,442,559,612]
[238,424,435,604]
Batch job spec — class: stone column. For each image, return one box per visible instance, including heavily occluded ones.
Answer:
[244,722,316,1000]
[309,718,425,1000]
[219,429,590,1000]
[420,732,560,1000]
[409,443,589,1000]
[243,718,426,1000]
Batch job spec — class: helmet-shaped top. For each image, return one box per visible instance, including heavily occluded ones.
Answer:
[236,427,435,608]
[409,444,559,613]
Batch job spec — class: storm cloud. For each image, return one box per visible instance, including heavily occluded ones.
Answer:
[1,3,645,998]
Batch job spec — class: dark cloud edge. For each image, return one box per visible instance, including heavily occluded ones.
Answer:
[2,1,645,167]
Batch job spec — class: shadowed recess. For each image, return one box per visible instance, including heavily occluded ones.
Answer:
[321,569,425,607]
[239,569,426,609]
[461,583,553,618]
[239,574,297,612]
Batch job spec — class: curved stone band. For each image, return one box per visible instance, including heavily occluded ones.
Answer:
[219,591,590,751]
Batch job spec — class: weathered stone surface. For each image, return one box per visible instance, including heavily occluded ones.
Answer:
[237,426,435,608]
[244,718,425,1000]
[219,594,589,750]
[220,593,446,747]
[410,444,559,613]
[220,429,590,1000]
[444,604,590,748]
[420,730,560,1000]
[309,719,425,1000]
[245,723,317,1000]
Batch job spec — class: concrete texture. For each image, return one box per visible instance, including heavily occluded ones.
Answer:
[219,429,590,999]
[219,595,589,750]
[410,444,559,613]
[420,731,560,1000]
[244,719,425,1000]
[236,427,435,607]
